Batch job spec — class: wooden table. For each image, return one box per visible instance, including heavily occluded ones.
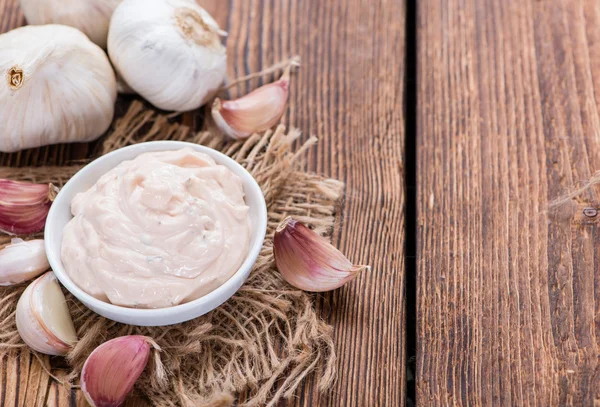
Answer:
[10,0,600,405]
[0,0,406,406]
[418,0,600,405]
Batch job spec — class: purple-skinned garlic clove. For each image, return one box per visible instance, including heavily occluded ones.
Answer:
[211,66,294,140]
[273,217,369,292]
[0,179,58,235]
[81,335,159,407]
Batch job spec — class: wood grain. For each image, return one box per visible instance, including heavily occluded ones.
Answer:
[418,0,600,405]
[0,0,406,406]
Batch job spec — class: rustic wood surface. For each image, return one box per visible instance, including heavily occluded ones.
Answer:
[0,0,406,406]
[418,0,600,405]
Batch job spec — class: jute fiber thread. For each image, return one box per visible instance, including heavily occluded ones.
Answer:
[0,99,342,406]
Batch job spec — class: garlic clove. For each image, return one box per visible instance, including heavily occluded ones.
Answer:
[0,179,58,235]
[81,336,158,407]
[212,67,292,140]
[273,217,369,292]
[16,272,77,356]
[0,238,49,286]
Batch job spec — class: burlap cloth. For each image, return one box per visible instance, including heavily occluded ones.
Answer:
[0,97,342,405]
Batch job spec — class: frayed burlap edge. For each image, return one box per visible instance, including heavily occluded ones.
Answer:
[0,101,343,406]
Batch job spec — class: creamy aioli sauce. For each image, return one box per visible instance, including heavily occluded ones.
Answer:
[61,148,252,308]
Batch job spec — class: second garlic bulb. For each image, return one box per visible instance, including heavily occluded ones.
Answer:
[19,0,123,48]
[0,25,117,153]
[108,0,227,111]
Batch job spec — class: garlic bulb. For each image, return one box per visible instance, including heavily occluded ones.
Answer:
[16,272,78,356]
[0,239,49,286]
[0,25,117,153]
[108,0,227,111]
[82,336,158,407]
[273,217,369,292]
[18,0,123,48]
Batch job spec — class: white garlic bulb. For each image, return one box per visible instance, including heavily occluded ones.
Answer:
[0,25,117,153]
[108,0,227,111]
[18,0,123,48]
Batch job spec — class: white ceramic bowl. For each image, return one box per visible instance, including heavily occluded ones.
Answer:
[45,141,267,326]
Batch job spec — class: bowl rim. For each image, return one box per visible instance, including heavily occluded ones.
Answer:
[45,140,268,320]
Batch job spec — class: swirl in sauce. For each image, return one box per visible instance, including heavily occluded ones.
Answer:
[61,148,252,308]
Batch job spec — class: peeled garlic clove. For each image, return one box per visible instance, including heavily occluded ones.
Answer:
[82,336,157,407]
[108,0,227,111]
[0,25,117,153]
[0,179,58,235]
[0,239,49,286]
[212,68,292,140]
[18,0,123,48]
[273,217,369,292]
[16,272,77,356]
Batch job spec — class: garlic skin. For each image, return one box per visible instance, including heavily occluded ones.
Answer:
[0,239,49,286]
[16,272,78,356]
[273,217,369,292]
[18,0,123,48]
[212,68,291,140]
[108,0,227,111]
[82,336,157,407]
[0,25,117,153]
[0,179,58,235]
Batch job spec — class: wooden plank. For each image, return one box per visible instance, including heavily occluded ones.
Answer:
[21,355,51,407]
[1,0,406,405]
[417,0,600,405]
[205,1,406,405]
[45,371,71,407]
